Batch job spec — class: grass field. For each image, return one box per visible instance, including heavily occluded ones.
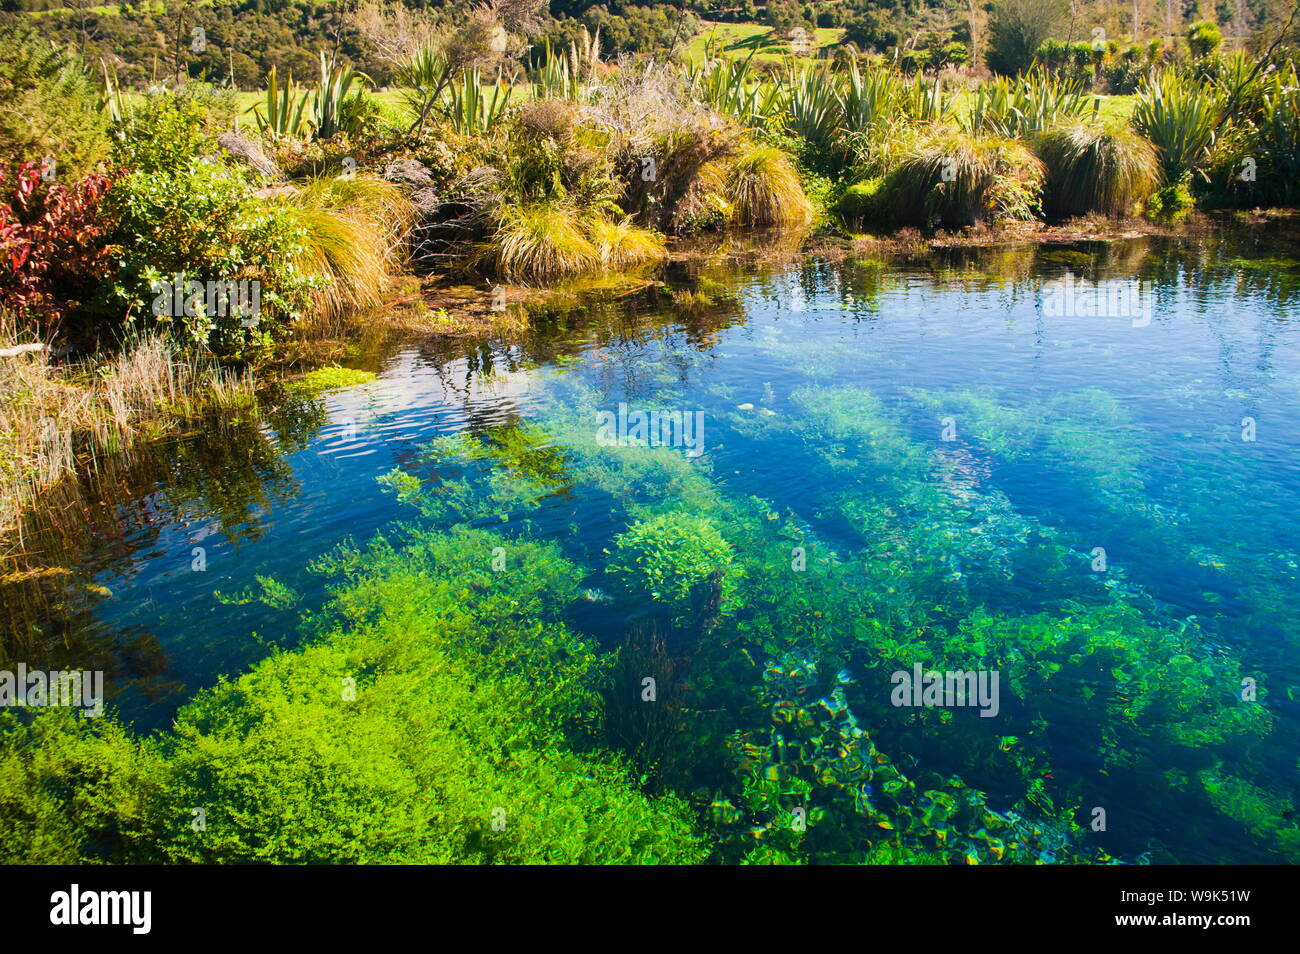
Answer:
[944,89,1137,121]
[683,21,846,65]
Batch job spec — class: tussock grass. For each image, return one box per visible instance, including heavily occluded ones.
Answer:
[480,205,667,284]
[280,174,415,328]
[1035,123,1160,218]
[287,207,392,321]
[481,202,601,284]
[588,217,668,269]
[726,145,813,228]
[880,128,1045,229]
[290,174,416,254]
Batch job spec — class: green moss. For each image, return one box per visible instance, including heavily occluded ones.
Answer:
[283,365,378,396]
[834,178,885,227]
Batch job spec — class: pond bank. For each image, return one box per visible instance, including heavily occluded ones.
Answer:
[8,210,1299,551]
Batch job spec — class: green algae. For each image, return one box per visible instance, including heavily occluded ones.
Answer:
[283,365,378,396]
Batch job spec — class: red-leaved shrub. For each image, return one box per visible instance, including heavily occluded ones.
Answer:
[0,161,116,334]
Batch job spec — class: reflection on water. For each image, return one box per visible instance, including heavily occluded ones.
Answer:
[4,230,1300,863]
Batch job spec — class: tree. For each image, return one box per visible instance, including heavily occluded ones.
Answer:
[985,0,1069,74]
[1186,20,1224,58]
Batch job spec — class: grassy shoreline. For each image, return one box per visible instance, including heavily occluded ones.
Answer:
[4,205,1292,543]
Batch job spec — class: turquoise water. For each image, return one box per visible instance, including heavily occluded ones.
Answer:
[14,235,1300,864]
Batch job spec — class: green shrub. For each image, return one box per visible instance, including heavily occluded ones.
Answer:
[986,0,1069,76]
[834,177,884,227]
[103,96,314,352]
[1186,21,1224,60]
[1034,39,1103,85]
[1145,177,1194,222]
[1209,63,1300,207]
[1133,69,1222,181]
[1103,40,1165,94]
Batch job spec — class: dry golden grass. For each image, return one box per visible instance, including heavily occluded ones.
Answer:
[726,145,813,228]
[279,174,417,332]
[0,329,255,536]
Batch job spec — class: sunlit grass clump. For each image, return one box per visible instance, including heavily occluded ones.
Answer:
[279,174,415,326]
[1034,123,1161,218]
[879,128,1045,229]
[482,202,665,284]
[588,216,669,269]
[484,202,600,283]
[725,145,813,228]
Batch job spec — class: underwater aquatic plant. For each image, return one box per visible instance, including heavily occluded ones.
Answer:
[0,707,164,863]
[0,527,706,864]
[1199,770,1300,862]
[602,626,688,787]
[607,511,737,615]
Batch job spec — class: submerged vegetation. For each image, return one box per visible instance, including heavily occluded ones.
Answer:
[5,290,1297,862]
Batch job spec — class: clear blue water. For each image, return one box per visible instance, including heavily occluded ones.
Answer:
[12,235,1300,863]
